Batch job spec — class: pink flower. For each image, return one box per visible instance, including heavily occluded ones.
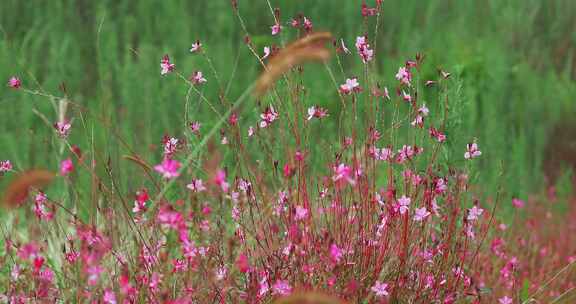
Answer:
[401,90,412,102]
[54,120,72,138]
[262,46,271,59]
[307,106,328,121]
[340,77,361,95]
[329,243,343,264]
[465,142,482,159]
[33,192,54,221]
[418,104,429,116]
[160,55,175,75]
[411,115,424,128]
[371,281,389,297]
[189,121,201,134]
[103,289,117,304]
[294,206,308,221]
[271,23,282,35]
[0,160,12,173]
[132,189,149,213]
[355,36,374,63]
[467,205,484,221]
[191,71,207,85]
[259,105,279,128]
[512,198,525,209]
[85,265,103,285]
[395,67,412,86]
[248,126,255,137]
[163,137,179,157]
[303,17,313,31]
[429,127,446,143]
[8,76,21,89]
[157,206,183,230]
[397,195,411,215]
[413,207,430,222]
[498,296,513,304]
[154,158,181,179]
[60,158,74,176]
[187,178,206,192]
[213,169,229,192]
[332,163,356,186]
[190,40,202,53]
[272,280,292,296]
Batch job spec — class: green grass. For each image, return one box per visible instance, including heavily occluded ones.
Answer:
[1,0,575,216]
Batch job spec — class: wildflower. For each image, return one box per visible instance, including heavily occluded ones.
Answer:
[332,163,356,186]
[149,272,163,291]
[395,66,412,86]
[307,106,328,121]
[429,127,446,143]
[54,120,72,138]
[103,289,117,304]
[512,198,525,209]
[498,296,513,304]
[190,40,202,53]
[371,281,389,297]
[189,121,201,134]
[157,206,183,230]
[8,76,21,89]
[289,18,299,28]
[86,265,103,285]
[60,158,74,176]
[191,71,207,85]
[160,55,175,75]
[132,189,149,213]
[340,77,361,95]
[401,90,412,102]
[303,17,313,31]
[248,126,255,137]
[259,105,279,128]
[418,104,429,116]
[11,264,21,281]
[372,147,394,161]
[355,36,374,63]
[163,137,179,157]
[33,192,54,221]
[330,243,343,264]
[215,266,227,281]
[235,253,250,273]
[154,158,181,179]
[413,207,430,222]
[258,274,270,297]
[411,115,424,128]
[262,46,271,59]
[272,280,292,296]
[213,169,229,192]
[294,206,308,221]
[0,160,12,173]
[187,178,206,192]
[271,23,282,35]
[467,205,484,221]
[398,195,411,215]
[464,142,482,159]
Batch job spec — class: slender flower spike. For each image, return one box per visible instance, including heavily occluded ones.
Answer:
[271,23,282,35]
[190,40,202,53]
[413,207,431,222]
[467,205,484,221]
[0,160,12,173]
[54,121,72,138]
[272,280,292,296]
[60,158,74,176]
[8,76,21,89]
[355,36,374,63]
[340,78,361,95]
[498,296,513,304]
[307,106,328,121]
[154,158,181,179]
[371,281,389,297]
[398,195,411,215]
[464,142,482,159]
[160,55,175,75]
[191,71,207,85]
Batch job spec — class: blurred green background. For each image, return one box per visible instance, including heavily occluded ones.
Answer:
[1,0,575,212]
